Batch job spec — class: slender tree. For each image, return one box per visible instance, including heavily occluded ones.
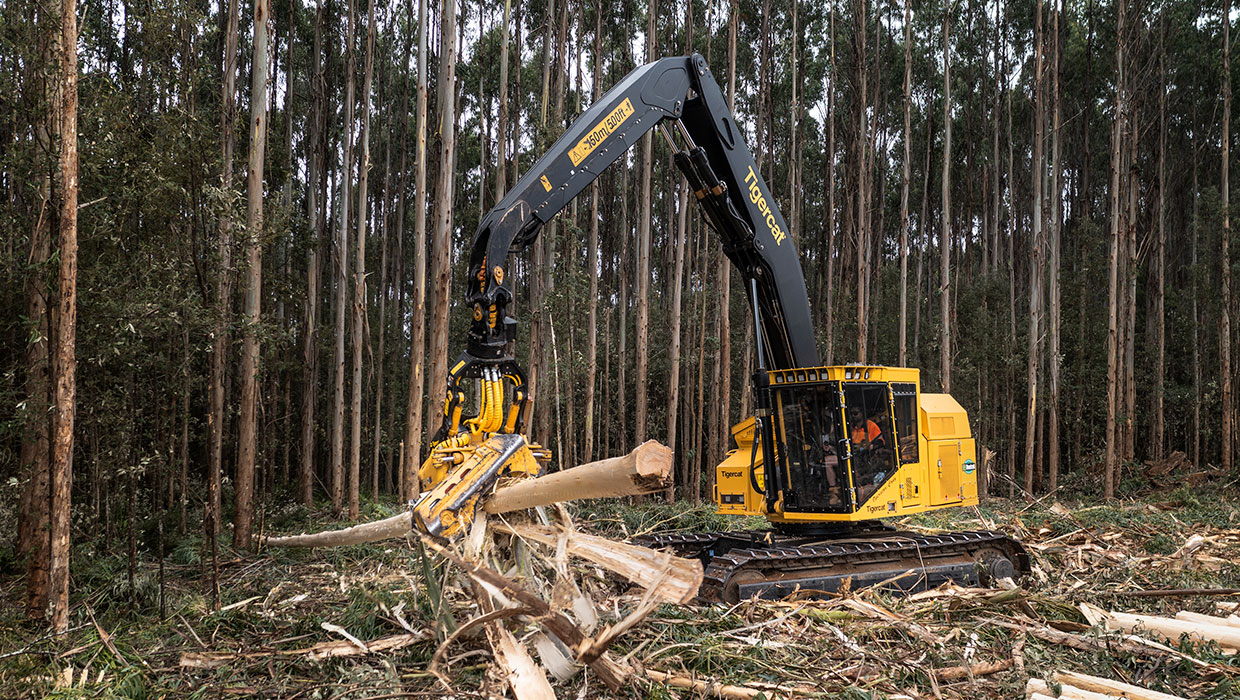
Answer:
[1105,0,1126,499]
[208,0,241,536]
[17,0,55,618]
[234,0,271,548]
[348,0,376,519]
[898,0,911,366]
[940,0,952,392]
[49,0,79,631]
[425,0,459,444]
[583,4,602,463]
[634,0,656,446]
[1048,0,1063,491]
[300,8,325,507]
[402,0,430,500]
[1223,0,1233,474]
[331,0,357,514]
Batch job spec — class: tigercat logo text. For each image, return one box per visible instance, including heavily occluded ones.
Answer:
[745,166,788,245]
[569,98,635,166]
[721,470,744,479]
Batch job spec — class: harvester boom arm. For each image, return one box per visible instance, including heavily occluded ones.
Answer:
[464,53,819,371]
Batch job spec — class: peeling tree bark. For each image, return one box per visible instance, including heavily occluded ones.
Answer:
[49,0,78,631]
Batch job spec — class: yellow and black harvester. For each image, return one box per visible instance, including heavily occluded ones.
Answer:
[411,54,1029,603]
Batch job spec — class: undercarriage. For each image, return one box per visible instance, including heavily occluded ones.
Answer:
[634,524,1031,603]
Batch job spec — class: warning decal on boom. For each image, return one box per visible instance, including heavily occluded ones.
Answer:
[569,98,635,166]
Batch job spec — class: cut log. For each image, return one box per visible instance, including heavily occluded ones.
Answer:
[931,658,1013,681]
[262,512,412,548]
[1052,671,1188,700]
[1058,686,1130,700]
[262,442,673,548]
[494,521,701,604]
[1174,610,1240,628]
[1029,678,1127,700]
[484,440,673,514]
[1102,610,1240,651]
[644,669,764,699]
[491,624,556,700]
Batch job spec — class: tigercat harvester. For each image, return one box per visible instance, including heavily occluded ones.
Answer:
[411,53,1029,602]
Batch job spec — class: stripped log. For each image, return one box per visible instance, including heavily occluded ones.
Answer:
[494,521,702,604]
[1027,678,1126,700]
[1102,610,1240,651]
[484,440,673,514]
[1052,671,1188,700]
[1174,610,1240,628]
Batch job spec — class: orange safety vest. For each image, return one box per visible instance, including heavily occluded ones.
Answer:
[851,419,881,446]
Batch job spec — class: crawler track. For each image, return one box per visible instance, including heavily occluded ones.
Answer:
[634,528,1030,603]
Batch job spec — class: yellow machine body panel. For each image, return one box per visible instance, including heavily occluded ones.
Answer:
[715,365,979,524]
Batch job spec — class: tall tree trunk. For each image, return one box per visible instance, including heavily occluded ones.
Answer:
[1048,0,1063,491]
[824,0,836,365]
[854,0,869,362]
[1025,0,1045,497]
[665,173,688,501]
[401,0,429,500]
[940,3,952,392]
[634,0,656,446]
[1193,141,1202,466]
[1104,0,1126,499]
[348,0,375,519]
[583,6,602,463]
[208,0,241,537]
[18,4,54,619]
[495,0,511,200]
[234,0,270,548]
[1123,102,1138,463]
[710,0,737,475]
[1005,4,1017,496]
[1153,17,1167,462]
[300,7,325,507]
[898,0,911,366]
[49,0,79,631]
[1223,0,1234,474]
[425,0,459,444]
[332,0,357,514]
[372,86,392,501]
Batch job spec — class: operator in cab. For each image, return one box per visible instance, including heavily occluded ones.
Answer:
[848,407,884,449]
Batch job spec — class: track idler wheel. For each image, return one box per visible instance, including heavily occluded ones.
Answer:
[722,570,765,604]
[975,549,1019,585]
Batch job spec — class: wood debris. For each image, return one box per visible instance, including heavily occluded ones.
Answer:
[178,631,430,668]
[1082,602,1240,654]
[1025,670,1190,700]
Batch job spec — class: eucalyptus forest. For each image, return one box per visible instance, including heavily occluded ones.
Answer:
[3,0,1240,695]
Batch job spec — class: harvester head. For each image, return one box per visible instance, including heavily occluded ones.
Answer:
[410,355,549,541]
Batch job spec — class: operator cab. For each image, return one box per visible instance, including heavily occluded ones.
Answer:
[715,365,978,524]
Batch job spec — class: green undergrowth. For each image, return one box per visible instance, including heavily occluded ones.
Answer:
[1,487,1238,698]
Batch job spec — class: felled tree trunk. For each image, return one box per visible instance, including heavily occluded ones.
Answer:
[262,441,673,549]
[482,440,672,514]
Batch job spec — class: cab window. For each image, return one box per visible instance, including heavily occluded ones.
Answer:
[892,383,919,464]
[842,384,896,504]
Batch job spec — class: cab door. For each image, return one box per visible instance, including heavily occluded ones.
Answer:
[891,383,923,506]
[841,383,898,507]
